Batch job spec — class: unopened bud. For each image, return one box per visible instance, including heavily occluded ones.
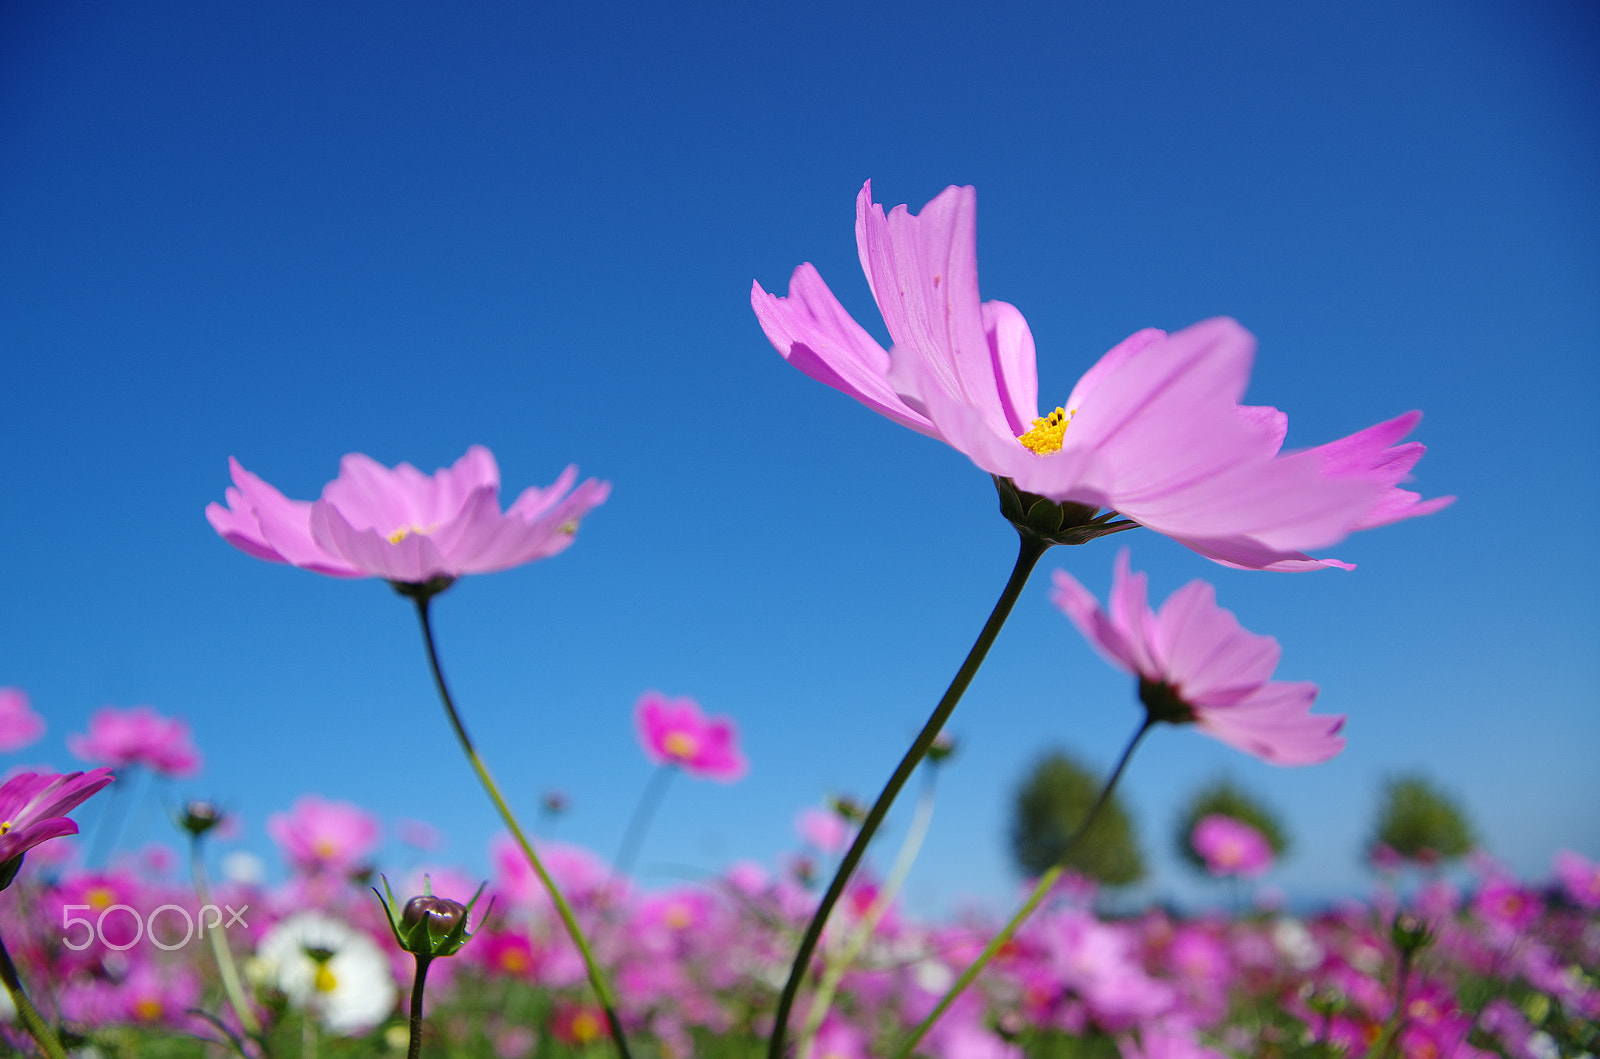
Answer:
[541,790,569,816]
[374,875,487,959]
[180,800,223,838]
[927,733,958,763]
[829,795,866,825]
[1391,912,1433,957]
[402,895,466,936]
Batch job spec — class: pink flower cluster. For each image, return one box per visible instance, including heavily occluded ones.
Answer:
[0,792,1591,1058]
[67,706,203,777]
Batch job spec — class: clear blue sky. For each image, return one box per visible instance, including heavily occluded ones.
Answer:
[2,0,1596,912]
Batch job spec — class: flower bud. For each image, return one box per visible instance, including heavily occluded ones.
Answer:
[373,875,488,959]
[179,800,223,838]
[1390,912,1434,958]
[829,795,866,825]
[927,733,958,763]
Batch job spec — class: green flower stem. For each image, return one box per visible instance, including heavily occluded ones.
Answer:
[0,929,69,1059]
[799,765,940,1059]
[613,764,677,885]
[767,532,1051,1059]
[407,955,433,1059]
[893,717,1153,1059]
[188,837,263,1039]
[412,596,634,1059]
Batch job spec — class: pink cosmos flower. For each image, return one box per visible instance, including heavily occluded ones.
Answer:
[1191,815,1274,878]
[67,705,202,777]
[0,688,46,752]
[1554,849,1600,910]
[752,183,1450,571]
[207,445,610,584]
[795,806,853,855]
[634,691,747,782]
[1050,551,1344,765]
[0,768,115,870]
[267,794,381,874]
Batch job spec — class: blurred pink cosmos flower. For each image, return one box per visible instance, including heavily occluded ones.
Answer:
[753,182,1450,571]
[267,794,381,874]
[1554,849,1600,910]
[795,806,853,855]
[0,688,46,752]
[634,691,747,782]
[68,706,202,777]
[1191,815,1274,878]
[1051,551,1344,765]
[207,445,610,584]
[0,768,115,871]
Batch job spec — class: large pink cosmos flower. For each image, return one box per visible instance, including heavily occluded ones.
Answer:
[207,445,610,584]
[0,768,115,872]
[267,794,382,875]
[1050,552,1344,765]
[0,688,46,752]
[67,706,203,777]
[752,183,1450,571]
[1191,815,1274,878]
[634,692,747,782]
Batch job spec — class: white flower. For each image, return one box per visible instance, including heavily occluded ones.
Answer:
[255,911,396,1035]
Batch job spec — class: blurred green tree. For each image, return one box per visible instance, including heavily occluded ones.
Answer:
[1369,775,1475,866]
[1010,749,1144,885]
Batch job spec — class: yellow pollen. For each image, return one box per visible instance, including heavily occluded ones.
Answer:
[314,838,338,859]
[500,949,529,974]
[87,887,115,910]
[0,821,11,835]
[1016,406,1072,455]
[314,965,339,993]
[559,521,578,536]
[571,1011,601,1044]
[134,998,163,1021]
[386,523,436,544]
[662,732,698,760]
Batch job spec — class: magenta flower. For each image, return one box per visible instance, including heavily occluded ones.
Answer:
[1191,815,1275,877]
[753,183,1450,570]
[267,794,381,874]
[67,705,202,777]
[1554,849,1600,910]
[207,445,610,585]
[0,688,46,752]
[1050,551,1344,765]
[0,768,115,872]
[634,691,747,782]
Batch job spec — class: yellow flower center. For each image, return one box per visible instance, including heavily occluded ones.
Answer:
[134,998,164,1021]
[500,948,529,974]
[86,887,115,910]
[571,1011,602,1044]
[314,964,339,993]
[1016,406,1072,455]
[663,904,692,930]
[387,523,436,544]
[313,838,338,859]
[0,821,11,835]
[662,732,698,760]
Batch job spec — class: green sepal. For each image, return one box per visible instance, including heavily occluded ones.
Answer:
[0,853,24,891]
[373,874,490,959]
[991,476,1139,547]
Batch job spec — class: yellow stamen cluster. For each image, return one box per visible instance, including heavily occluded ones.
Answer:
[0,821,11,835]
[662,732,698,760]
[314,965,339,993]
[1016,406,1073,455]
[386,523,438,544]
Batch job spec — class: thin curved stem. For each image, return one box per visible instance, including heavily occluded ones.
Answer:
[407,956,432,1059]
[412,597,633,1059]
[0,929,69,1059]
[767,533,1051,1059]
[189,837,263,1039]
[799,765,940,1059]
[893,717,1153,1059]
[612,765,677,885]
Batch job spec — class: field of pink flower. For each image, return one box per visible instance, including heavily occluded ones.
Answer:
[1,182,1591,1059]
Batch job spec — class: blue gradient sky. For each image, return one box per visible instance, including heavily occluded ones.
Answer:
[2,0,1596,913]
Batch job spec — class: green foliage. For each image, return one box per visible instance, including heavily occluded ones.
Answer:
[1009,749,1144,886]
[1369,775,1476,864]
[1174,777,1290,873]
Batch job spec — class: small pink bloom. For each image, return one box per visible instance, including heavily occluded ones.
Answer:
[796,806,852,855]
[753,182,1449,571]
[0,768,115,869]
[0,688,46,752]
[207,445,609,584]
[633,691,747,781]
[67,705,203,777]
[1554,849,1600,910]
[1051,551,1344,765]
[1191,815,1274,877]
[1472,875,1542,933]
[267,795,381,874]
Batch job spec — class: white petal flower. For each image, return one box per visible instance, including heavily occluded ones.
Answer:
[256,911,396,1035]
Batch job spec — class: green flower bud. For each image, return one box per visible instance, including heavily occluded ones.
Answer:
[179,800,223,838]
[373,874,488,959]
